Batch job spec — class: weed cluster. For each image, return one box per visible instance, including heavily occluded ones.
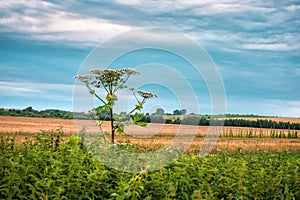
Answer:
[1,133,299,199]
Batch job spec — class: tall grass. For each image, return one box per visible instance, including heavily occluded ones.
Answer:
[1,132,300,199]
[221,128,298,139]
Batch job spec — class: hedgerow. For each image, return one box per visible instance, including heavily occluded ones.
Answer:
[1,133,299,199]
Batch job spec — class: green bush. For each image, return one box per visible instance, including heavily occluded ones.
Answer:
[0,133,299,199]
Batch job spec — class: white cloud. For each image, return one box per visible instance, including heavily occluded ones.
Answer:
[242,43,290,51]
[0,81,73,101]
[114,0,275,14]
[260,100,300,118]
[188,29,240,46]
[0,0,56,10]
[0,0,132,45]
[192,3,274,15]
[285,5,300,11]
[181,20,300,53]
[0,0,298,52]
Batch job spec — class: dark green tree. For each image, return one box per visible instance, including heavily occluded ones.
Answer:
[180,109,187,115]
[173,109,180,115]
[155,108,165,115]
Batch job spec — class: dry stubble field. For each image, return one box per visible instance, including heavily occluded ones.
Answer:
[1,116,300,153]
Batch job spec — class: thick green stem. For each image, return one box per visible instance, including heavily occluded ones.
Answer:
[109,78,115,143]
[110,107,115,143]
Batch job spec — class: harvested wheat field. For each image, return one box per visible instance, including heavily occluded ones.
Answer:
[1,116,300,153]
[125,137,300,153]
[0,116,109,134]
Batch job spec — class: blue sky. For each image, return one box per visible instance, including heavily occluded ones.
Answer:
[0,0,300,117]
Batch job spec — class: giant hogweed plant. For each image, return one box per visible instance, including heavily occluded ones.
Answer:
[75,68,157,143]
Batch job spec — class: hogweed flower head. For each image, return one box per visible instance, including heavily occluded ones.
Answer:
[90,69,124,76]
[74,75,92,84]
[137,90,158,99]
[121,68,140,75]
[88,68,139,88]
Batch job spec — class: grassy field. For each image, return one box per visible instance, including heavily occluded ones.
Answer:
[1,116,300,199]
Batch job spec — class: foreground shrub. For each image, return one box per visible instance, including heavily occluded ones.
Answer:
[0,133,299,199]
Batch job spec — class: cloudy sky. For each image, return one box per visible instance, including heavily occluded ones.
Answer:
[0,0,299,117]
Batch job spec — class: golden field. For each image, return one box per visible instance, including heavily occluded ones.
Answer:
[1,116,299,153]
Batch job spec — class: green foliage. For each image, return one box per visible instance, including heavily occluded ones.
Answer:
[1,133,300,199]
[150,115,165,123]
[181,115,200,125]
[173,109,181,115]
[0,107,74,119]
[224,118,300,130]
[155,108,165,115]
[180,109,187,115]
[132,113,147,127]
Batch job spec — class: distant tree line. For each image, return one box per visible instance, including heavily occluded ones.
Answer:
[223,118,300,129]
[139,108,300,130]
[148,109,300,130]
[136,115,300,130]
[1,107,299,130]
[0,107,112,120]
[0,107,73,119]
